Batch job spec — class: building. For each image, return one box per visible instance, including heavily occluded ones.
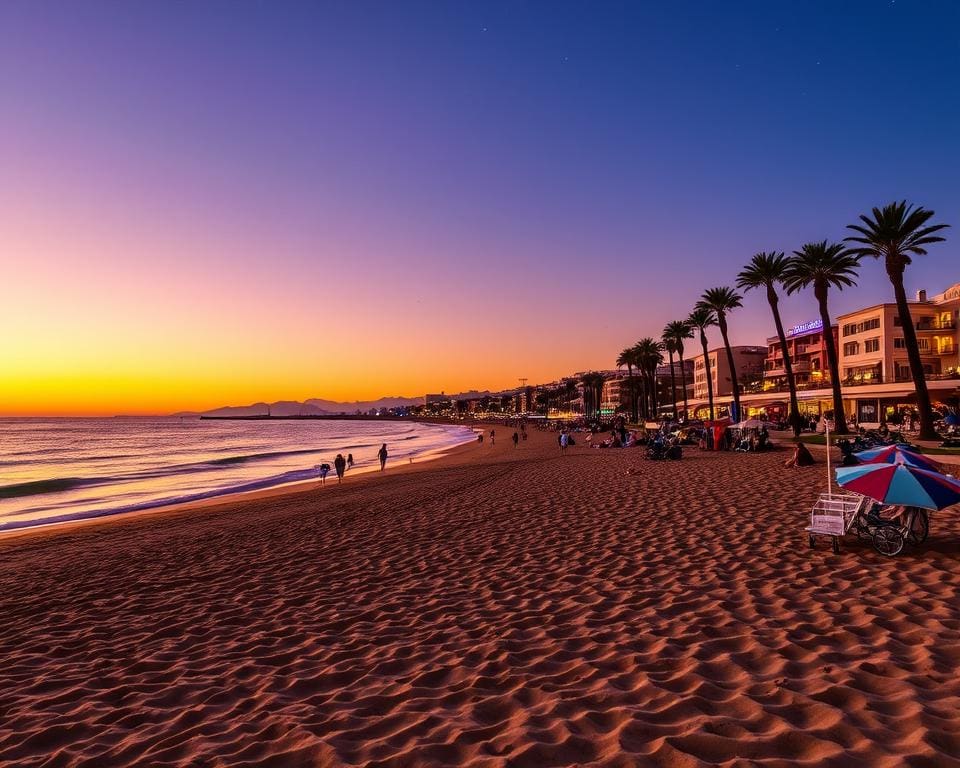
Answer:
[424,393,448,406]
[834,287,960,424]
[756,319,839,421]
[601,376,630,416]
[656,360,694,415]
[763,318,837,390]
[837,289,959,386]
[686,283,960,426]
[689,346,766,416]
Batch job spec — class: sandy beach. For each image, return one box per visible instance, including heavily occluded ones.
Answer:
[2,428,960,767]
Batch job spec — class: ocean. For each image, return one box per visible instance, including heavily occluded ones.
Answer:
[0,418,475,533]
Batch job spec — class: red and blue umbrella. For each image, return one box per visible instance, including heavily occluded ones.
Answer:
[853,444,941,472]
[835,462,960,510]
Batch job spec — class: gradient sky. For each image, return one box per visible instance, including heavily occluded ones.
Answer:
[2,1,958,415]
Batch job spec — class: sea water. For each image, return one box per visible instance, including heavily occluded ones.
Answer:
[0,418,474,533]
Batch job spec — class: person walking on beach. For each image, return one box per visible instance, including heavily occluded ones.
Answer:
[334,454,346,483]
[318,463,330,485]
[512,431,519,448]
[559,430,569,453]
[346,453,354,470]
[477,432,484,444]
[490,429,496,445]
[378,443,388,471]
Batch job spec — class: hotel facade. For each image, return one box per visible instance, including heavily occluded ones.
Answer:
[683,284,960,425]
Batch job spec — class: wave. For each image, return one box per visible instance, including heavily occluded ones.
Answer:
[0,423,477,531]
[0,448,328,499]
[0,477,104,499]
[0,467,323,532]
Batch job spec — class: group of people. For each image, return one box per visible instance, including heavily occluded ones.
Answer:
[317,444,389,485]
[478,424,528,446]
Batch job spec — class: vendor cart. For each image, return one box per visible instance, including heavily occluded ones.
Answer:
[806,492,872,553]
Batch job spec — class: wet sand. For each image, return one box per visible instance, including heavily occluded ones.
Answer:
[2,428,959,767]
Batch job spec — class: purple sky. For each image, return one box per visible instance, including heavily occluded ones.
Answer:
[1,1,958,412]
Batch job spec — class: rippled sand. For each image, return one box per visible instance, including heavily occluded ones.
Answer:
[2,429,959,767]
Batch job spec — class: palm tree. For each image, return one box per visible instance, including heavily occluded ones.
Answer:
[535,390,550,419]
[845,201,950,440]
[564,379,577,414]
[696,287,744,422]
[633,339,663,420]
[616,347,639,423]
[783,241,860,435]
[581,372,606,421]
[687,307,717,420]
[737,252,803,436]
[663,320,694,420]
[662,335,679,418]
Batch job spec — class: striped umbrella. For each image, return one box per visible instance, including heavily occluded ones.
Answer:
[835,462,960,510]
[853,444,940,472]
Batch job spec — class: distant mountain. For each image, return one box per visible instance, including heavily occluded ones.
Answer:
[304,397,421,414]
[171,391,497,418]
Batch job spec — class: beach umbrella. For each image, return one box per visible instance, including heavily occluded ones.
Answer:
[835,463,960,510]
[853,444,941,472]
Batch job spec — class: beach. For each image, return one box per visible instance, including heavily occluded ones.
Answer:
[2,429,959,767]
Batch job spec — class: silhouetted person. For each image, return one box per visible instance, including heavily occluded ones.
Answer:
[334,454,346,483]
[318,463,330,486]
[347,453,354,470]
[512,431,519,448]
[490,429,496,445]
[477,433,484,444]
[378,443,388,471]
[784,442,815,468]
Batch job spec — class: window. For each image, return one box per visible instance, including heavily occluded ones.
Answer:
[918,338,930,352]
[894,337,906,349]
[843,317,880,336]
[864,338,880,353]
[843,341,860,356]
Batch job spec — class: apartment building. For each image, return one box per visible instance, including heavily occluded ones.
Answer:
[836,287,960,385]
[763,318,838,390]
[689,346,766,414]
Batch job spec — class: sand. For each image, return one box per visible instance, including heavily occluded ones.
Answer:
[2,428,959,767]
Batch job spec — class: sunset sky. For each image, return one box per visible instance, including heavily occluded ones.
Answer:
[2,1,958,415]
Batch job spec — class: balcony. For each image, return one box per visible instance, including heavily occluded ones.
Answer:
[742,378,832,395]
[764,361,812,378]
[895,371,960,383]
[916,318,955,331]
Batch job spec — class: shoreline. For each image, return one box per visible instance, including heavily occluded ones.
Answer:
[0,421,480,542]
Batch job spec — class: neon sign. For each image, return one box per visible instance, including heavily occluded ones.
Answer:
[788,319,823,337]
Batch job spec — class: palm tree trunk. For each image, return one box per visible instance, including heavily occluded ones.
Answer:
[668,351,678,418]
[889,271,938,440]
[628,366,636,423]
[650,367,659,417]
[717,312,741,421]
[678,345,688,420]
[768,286,802,436]
[700,330,715,421]
[816,285,848,434]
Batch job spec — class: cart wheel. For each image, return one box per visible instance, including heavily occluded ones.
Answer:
[873,526,905,557]
[832,536,840,554]
[808,534,816,549]
[855,516,873,542]
[907,509,929,545]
